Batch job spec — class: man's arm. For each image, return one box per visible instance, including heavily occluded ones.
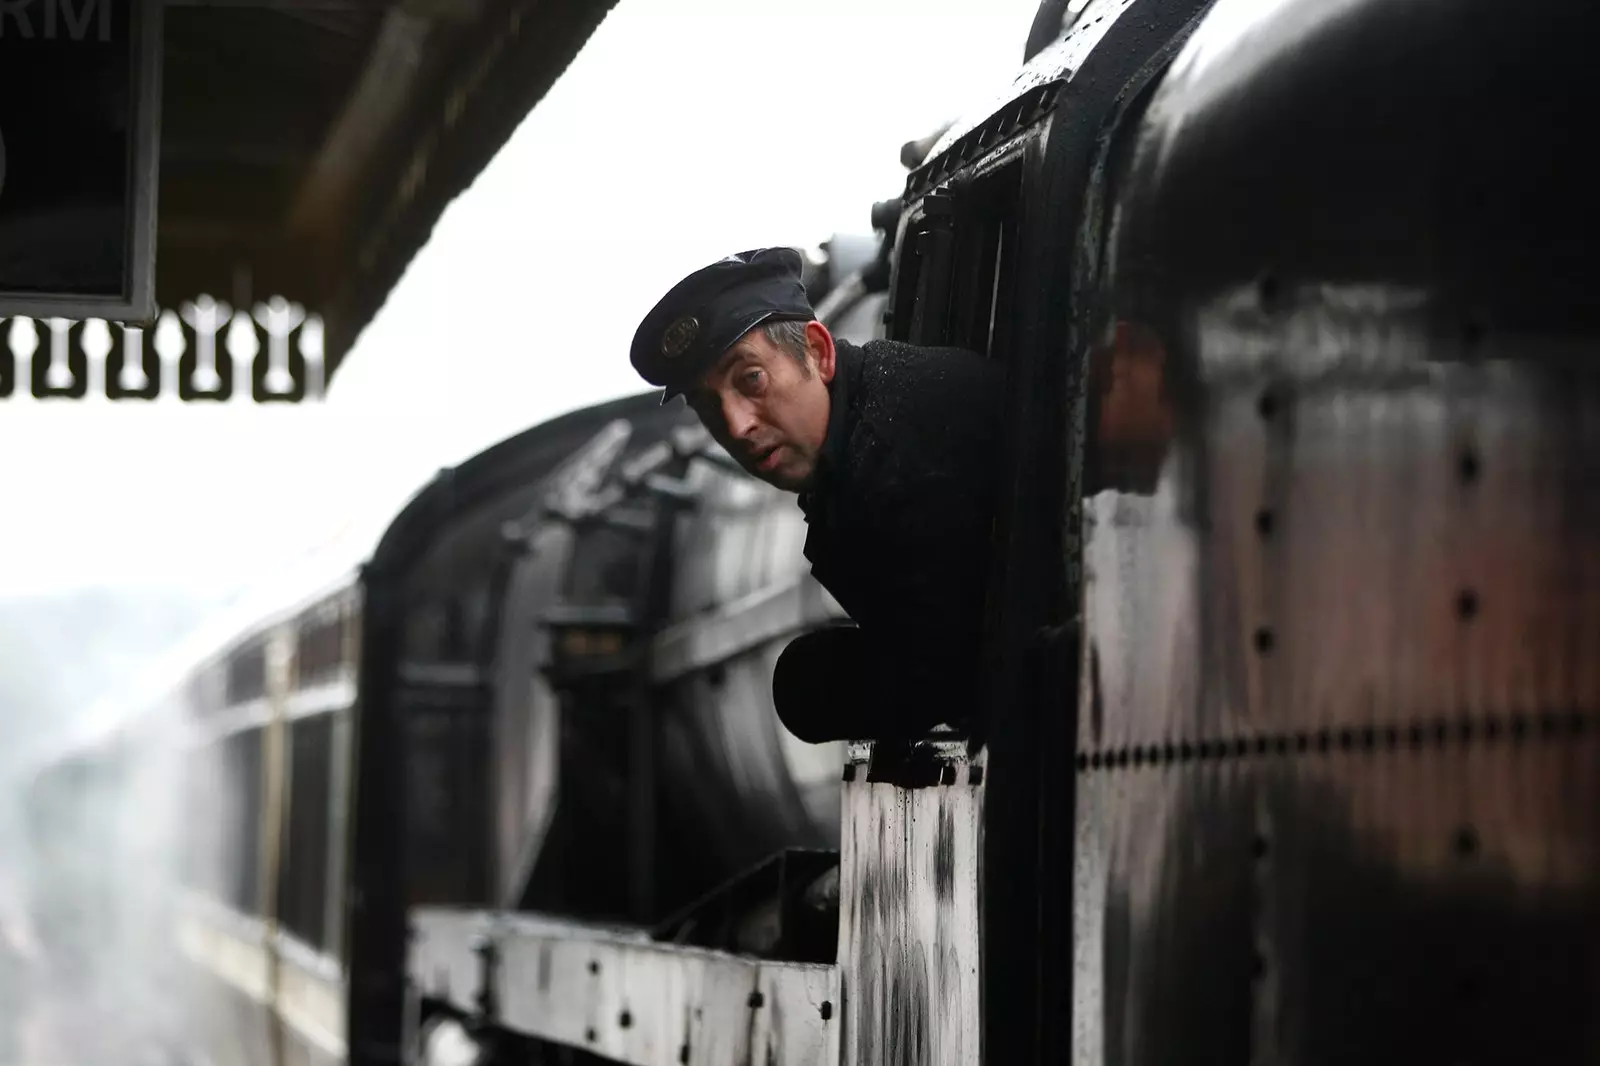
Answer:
[851,344,1008,727]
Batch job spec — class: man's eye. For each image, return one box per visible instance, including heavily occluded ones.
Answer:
[740,369,764,390]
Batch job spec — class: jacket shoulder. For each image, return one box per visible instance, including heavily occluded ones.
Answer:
[855,338,1000,378]
[851,339,1005,432]
[838,339,1005,498]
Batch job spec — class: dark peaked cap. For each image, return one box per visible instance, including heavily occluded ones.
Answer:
[631,247,816,403]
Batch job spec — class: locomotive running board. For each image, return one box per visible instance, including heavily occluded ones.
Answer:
[407,909,839,1065]
[406,738,985,1066]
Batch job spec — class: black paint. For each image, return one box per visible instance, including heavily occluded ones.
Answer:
[852,807,932,1066]
[1086,0,1600,1061]
[933,808,956,904]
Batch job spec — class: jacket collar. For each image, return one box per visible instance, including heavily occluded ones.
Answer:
[799,339,862,517]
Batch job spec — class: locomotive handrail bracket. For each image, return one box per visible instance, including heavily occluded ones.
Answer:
[408,908,839,1066]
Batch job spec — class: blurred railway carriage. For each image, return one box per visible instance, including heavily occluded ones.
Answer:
[22,0,1600,1062]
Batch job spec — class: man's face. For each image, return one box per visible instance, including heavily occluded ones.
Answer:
[684,320,836,492]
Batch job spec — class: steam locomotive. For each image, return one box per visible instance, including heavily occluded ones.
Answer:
[22,0,1600,1062]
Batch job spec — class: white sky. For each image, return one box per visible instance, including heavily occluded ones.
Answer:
[0,0,1044,602]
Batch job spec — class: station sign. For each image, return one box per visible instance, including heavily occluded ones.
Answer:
[0,0,163,323]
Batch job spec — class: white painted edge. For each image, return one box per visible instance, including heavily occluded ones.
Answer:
[408,908,840,1066]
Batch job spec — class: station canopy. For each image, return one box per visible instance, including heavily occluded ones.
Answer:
[155,0,620,383]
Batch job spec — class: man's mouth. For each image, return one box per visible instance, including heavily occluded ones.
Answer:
[751,445,782,472]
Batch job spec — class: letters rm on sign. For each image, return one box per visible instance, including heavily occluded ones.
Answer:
[0,0,162,323]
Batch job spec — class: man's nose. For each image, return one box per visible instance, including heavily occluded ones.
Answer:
[721,396,760,440]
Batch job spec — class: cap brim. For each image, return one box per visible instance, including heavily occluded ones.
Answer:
[655,310,815,406]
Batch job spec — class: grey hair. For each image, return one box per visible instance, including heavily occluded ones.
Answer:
[761,319,812,371]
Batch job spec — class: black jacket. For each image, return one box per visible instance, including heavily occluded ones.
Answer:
[797,338,1006,727]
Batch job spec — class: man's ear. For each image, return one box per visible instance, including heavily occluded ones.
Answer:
[806,320,837,383]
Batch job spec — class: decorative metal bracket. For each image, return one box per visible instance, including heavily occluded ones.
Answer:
[0,293,325,402]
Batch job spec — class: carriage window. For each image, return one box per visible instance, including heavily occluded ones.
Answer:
[277,712,334,951]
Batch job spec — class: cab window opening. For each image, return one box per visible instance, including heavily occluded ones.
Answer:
[893,158,1025,360]
[950,161,1024,362]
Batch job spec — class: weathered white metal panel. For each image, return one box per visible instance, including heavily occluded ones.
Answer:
[475,912,839,1066]
[750,961,840,1066]
[407,907,496,1015]
[837,740,985,1066]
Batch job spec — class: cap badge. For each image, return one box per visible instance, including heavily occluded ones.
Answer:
[661,314,699,359]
